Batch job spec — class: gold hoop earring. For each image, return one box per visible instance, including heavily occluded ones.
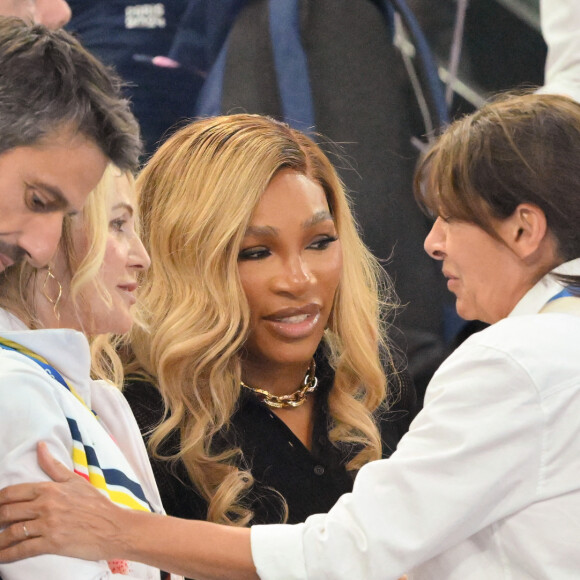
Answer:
[42,267,62,321]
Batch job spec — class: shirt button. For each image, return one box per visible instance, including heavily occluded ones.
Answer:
[314,465,325,476]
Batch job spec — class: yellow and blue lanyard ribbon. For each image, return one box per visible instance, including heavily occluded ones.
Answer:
[0,337,151,513]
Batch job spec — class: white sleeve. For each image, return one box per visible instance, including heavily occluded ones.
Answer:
[251,341,543,580]
[537,0,580,102]
[90,380,165,516]
[0,355,149,579]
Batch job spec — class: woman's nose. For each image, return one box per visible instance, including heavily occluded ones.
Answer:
[129,236,151,271]
[424,217,446,260]
[273,255,312,294]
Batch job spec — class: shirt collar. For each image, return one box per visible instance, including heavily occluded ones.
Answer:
[0,307,92,401]
[0,308,29,331]
[509,257,580,317]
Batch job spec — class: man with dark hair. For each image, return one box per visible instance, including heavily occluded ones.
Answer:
[0,16,141,273]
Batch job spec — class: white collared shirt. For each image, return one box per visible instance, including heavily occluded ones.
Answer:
[252,259,580,579]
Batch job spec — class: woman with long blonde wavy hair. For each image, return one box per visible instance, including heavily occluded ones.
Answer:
[0,165,164,578]
[124,113,416,527]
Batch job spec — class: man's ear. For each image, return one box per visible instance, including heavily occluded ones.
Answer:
[503,203,549,260]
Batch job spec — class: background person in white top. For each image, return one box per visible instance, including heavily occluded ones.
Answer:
[2,92,580,579]
[0,17,141,275]
[538,0,580,103]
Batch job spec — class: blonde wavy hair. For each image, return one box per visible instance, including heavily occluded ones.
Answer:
[0,164,128,385]
[131,114,397,525]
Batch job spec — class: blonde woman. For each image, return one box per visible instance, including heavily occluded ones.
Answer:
[0,166,166,579]
[122,114,416,528]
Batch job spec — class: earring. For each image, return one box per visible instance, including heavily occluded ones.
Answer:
[42,267,62,320]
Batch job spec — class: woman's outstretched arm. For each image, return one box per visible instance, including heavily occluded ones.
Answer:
[0,442,258,580]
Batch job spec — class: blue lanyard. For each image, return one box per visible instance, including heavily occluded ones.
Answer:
[0,337,97,418]
[548,287,577,302]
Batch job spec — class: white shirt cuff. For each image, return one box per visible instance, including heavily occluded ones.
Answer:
[251,522,307,580]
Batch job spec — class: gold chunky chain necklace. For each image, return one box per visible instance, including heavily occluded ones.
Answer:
[241,359,318,409]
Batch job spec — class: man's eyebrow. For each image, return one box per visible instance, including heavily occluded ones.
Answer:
[33,182,77,213]
[29,182,82,216]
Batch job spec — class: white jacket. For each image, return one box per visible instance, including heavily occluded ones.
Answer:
[252,259,580,579]
[0,308,169,579]
[538,0,580,102]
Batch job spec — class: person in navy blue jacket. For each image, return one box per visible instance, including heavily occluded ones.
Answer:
[67,1,203,156]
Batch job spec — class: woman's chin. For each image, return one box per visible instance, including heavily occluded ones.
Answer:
[89,313,133,336]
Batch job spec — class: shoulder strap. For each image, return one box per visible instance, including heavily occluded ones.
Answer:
[386,0,448,130]
[268,0,315,133]
[268,0,448,133]
[197,0,447,132]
